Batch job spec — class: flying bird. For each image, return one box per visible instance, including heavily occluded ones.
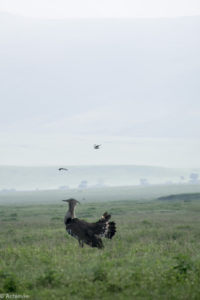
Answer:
[62,198,116,248]
[94,144,101,149]
[58,168,68,171]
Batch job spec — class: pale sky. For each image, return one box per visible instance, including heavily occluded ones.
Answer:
[0,9,200,168]
[0,0,200,19]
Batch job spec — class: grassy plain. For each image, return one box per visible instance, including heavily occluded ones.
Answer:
[0,191,200,299]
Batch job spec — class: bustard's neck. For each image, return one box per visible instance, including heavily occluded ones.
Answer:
[68,202,77,218]
[64,202,76,224]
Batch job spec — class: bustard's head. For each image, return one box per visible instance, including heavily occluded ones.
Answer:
[62,198,80,207]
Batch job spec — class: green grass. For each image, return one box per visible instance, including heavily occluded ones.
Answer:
[1,197,200,299]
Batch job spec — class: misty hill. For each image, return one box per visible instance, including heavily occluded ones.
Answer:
[158,193,200,202]
[0,165,199,191]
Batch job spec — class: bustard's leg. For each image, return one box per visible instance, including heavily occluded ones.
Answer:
[78,239,84,247]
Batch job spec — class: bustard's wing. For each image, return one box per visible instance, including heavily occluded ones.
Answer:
[66,218,104,248]
[72,212,116,239]
[93,212,116,239]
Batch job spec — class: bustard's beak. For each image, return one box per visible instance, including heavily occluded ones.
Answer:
[62,199,80,204]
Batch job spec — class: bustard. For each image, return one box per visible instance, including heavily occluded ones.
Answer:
[62,198,116,248]
[58,168,68,171]
[94,144,101,149]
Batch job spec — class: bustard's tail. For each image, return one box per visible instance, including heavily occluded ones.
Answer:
[95,212,116,239]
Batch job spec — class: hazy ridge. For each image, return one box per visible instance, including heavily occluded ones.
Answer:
[0,165,199,191]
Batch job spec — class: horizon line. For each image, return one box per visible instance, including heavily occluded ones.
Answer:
[1,11,200,21]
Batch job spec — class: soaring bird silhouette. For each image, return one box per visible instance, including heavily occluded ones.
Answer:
[62,199,116,248]
[94,144,101,149]
[58,168,68,171]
